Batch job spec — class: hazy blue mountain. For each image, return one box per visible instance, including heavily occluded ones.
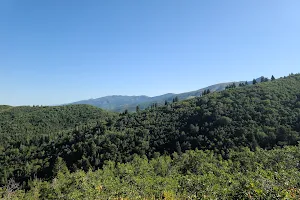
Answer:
[70,95,151,111]
[69,77,264,112]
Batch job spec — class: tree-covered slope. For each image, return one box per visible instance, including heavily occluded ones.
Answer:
[1,74,300,191]
[0,105,12,112]
[3,146,300,199]
[0,104,117,184]
[112,74,300,156]
[114,76,267,113]
[0,104,115,140]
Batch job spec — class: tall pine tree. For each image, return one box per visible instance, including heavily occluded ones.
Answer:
[271,75,276,81]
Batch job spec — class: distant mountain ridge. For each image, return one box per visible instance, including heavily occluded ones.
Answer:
[70,93,175,112]
[69,77,264,112]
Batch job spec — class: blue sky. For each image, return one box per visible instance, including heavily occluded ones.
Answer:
[0,0,299,106]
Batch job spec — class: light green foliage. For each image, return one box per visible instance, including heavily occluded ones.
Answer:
[3,145,300,199]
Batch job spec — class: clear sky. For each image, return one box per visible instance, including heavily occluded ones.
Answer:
[0,0,299,106]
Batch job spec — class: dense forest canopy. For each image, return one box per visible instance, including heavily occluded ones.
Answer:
[3,145,300,199]
[1,73,300,199]
[0,104,115,142]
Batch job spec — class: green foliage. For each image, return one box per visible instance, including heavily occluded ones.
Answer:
[3,146,300,199]
[226,83,237,89]
[136,105,140,112]
[1,73,300,199]
[0,104,113,142]
[53,157,69,177]
[202,89,211,95]
[172,96,179,103]
[0,105,116,185]
[253,78,257,84]
[271,75,276,81]
[261,76,269,82]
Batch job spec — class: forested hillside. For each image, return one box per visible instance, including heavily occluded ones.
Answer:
[0,105,116,184]
[0,104,115,141]
[1,74,300,199]
[3,146,300,199]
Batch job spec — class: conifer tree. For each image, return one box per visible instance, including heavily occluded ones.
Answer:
[173,96,179,102]
[271,75,275,81]
[176,141,182,155]
[253,79,257,85]
[53,157,69,177]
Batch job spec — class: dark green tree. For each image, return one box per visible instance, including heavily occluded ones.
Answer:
[173,96,179,103]
[202,90,211,95]
[164,100,168,106]
[176,141,182,155]
[271,75,275,81]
